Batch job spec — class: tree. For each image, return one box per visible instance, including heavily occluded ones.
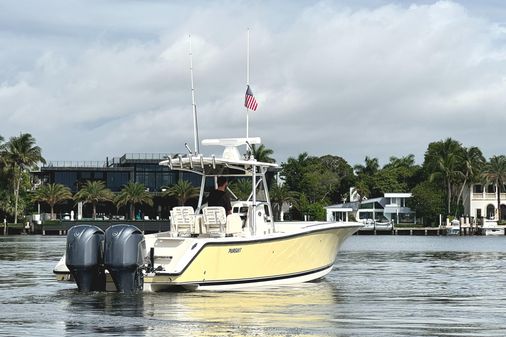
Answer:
[115,182,153,220]
[2,133,45,223]
[269,183,299,221]
[74,180,113,219]
[482,155,506,220]
[162,180,199,206]
[411,181,445,226]
[229,178,252,201]
[382,154,422,191]
[32,183,72,220]
[281,152,311,193]
[300,167,339,203]
[281,153,355,220]
[251,144,275,163]
[423,138,464,215]
[0,135,4,157]
[282,153,352,204]
[455,147,485,216]
[354,156,381,198]
[319,155,356,203]
[295,193,326,221]
[354,156,379,176]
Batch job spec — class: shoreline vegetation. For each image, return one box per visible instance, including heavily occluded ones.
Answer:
[1,133,505,228]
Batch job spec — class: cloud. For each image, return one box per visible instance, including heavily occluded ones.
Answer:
[1,0,506,167]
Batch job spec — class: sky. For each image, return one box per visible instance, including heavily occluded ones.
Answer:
[1,0,506,167]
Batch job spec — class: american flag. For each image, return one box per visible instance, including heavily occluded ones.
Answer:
[244,85,258,111]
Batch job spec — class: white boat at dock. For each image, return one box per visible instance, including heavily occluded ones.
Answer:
[481,219,505,236]
[53,137,362,292]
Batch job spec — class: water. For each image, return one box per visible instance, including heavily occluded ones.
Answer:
[1,235,506,336]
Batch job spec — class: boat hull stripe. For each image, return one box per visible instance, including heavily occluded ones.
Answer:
[191,263,333,286]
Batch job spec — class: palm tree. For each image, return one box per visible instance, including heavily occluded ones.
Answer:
[387,154,415,168]
[162,180,199,206]
[115,182,153,220]
[32,183,72,220]
[455,147,485,216]
[483,155,506,221]
[251,144,275,163]
[0,134,5,175]
[74,180,113,220]
[3,133,45,223]
[354,156,379,176]
[353,180,370,202]
[425,138,464,215]
[270,183,299,221]
[229,178,252,200]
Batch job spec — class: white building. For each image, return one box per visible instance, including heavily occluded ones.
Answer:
[464,183,506,222]
[326,192,415,224]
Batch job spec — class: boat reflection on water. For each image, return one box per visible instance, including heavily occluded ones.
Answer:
[145,281,341,337]
[60,280,341,337]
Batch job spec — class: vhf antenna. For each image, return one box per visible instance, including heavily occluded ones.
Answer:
[189,34,200,155]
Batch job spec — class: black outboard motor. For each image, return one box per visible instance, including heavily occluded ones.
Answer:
[66,225,106,292]
[104,225,146,293]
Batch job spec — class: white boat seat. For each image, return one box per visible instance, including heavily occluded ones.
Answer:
[203,207,227,235]
[226,213,243,235]
[170,206,196,236]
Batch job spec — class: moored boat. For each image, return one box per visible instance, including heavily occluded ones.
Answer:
[482,219,505,236]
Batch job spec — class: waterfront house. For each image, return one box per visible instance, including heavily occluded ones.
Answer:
[326,192,415,224]
[463,183,506,223]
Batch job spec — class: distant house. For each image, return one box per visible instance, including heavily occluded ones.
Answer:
[326,192,415,224]
[464,183,506,222]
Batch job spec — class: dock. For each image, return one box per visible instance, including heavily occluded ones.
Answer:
[356,225,489,236]
[356,227,443,236]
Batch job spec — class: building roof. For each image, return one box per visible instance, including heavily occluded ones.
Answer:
[384,193,412,198]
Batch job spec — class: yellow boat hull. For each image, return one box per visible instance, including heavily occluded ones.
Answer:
[144,223,359,291]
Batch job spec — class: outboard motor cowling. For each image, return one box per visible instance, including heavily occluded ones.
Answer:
[104,225,146,293]
[65,225,106,292]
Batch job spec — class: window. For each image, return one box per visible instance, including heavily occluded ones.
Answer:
[80,171,91,180]
[487,184,495,193]
[473,184,483,193]
[55,172,78,191]
[486,204,495,219]
[107,172,130,191]
[159,172,177,189]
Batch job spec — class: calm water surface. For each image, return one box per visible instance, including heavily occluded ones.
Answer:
[1,235,506,336]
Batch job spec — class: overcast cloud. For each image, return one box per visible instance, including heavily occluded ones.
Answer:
[1,0,506,166]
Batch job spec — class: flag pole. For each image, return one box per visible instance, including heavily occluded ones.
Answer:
[189,34,199,154]
[246,28,250,140]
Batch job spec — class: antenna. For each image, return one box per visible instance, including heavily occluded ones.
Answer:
[184,143,192,154]
[246,28,250,140]
[189,34,200,154]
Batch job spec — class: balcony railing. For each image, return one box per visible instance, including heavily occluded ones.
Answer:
[471,192,506,200]
[43,161,107,168]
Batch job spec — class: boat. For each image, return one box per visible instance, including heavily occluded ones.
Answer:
[359,216,392,230]
[482,218,505,236]
[53,137,362,292]
[446,219,460,235]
